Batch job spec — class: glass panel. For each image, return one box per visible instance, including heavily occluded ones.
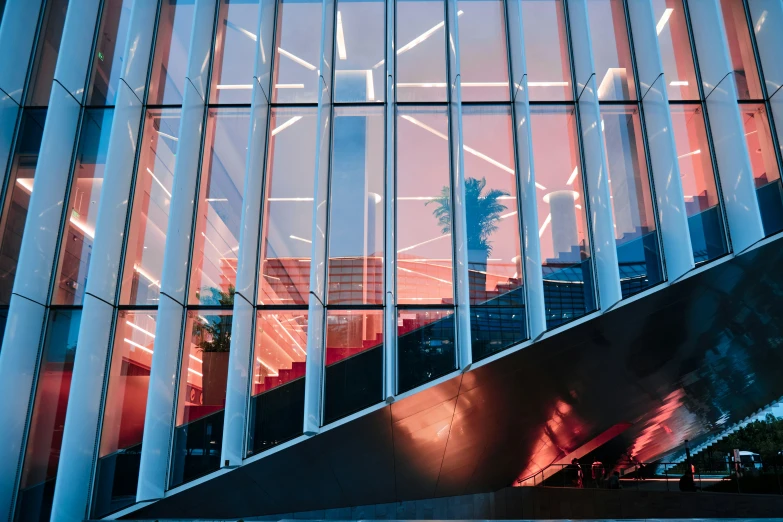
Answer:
[327,106,384,305]
[26,0,68,106]
[323,309,383,423]
[740,103,783,235]
[396,106,454,305]
[529,106,596,328]
[748,0,783,95]
[396,0,448,102]
[271,0,323,103]
[248,310,307,455]
[521,0,572,102]
[600,105,663,297]
[470,306,525,361]
[170,310,232,488]
[457,0,510,102]
[120,109,180,306]
[333,0,385,102]
[147,0,196,105]
[461,106,523,305]
[189,108,250,305]
[0,309,7,353]
[719,0,764,100]
[93,311,157,518]
[258,107,317,305]
[0,109,46,305]
[652,0,699,101]
[585,0,636,101]
[87,0,134,106]
[210,0,261,105]
[53,109,113,305]
[669,104,728,263]
[397,308,455,393]
[15,310,80,522]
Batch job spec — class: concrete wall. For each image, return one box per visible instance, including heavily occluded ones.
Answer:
[238,487,783,521]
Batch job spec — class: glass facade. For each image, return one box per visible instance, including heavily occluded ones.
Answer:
[15,309,81,521]
[2,1,783,520]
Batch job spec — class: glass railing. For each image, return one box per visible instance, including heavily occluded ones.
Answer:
[247,376,306,456]
[92,443,143,518]
[170,409,225,488]
[323,344,383,424]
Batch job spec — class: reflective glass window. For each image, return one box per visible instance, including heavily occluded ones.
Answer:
[0,95,18,175]
[470,306,525,361]
[719,0,763,100]
[461,106,523,306]
[87,0,134,106]
[0,309,7,353]
[334,0,385,102]
[397,309,455,393]
[600,105,663,297]
[248,310,307,455]
[93,311,157,518]
[148,0,196,105]
[120,109,180,306]
[396,0,448,102]
[529,106,596,328]
[53,109,113,305]
[586,0,637,101]
[396,106,454,305]
[258,107,317,305]
[740,103,783,235]
[327,106,384,305]
[189,108,250,305]
[669,104,728,263]
[170,310,232,487]
[520,0,572,102]
[15,309,80,522]
[0,109,46,305]
[271,0,323,103]
[323,309,383,423]
[652,0,699,100]
[743,104,781,187]
[458,0,510,102]
[26,0,68,106]
[748,0,783,95]
[210,0,261,104]
[462,106,526,358]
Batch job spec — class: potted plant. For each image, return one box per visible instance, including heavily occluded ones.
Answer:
[192,286,234,405]
[427,177,508,301]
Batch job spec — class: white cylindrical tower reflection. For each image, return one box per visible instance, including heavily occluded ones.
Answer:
[544,190,579,263]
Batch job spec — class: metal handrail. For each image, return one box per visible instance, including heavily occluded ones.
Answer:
[516,460,783,495]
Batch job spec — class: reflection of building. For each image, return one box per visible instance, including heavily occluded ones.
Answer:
[4,0,783,521]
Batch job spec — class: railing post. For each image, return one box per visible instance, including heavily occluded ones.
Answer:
[665,463,669,491]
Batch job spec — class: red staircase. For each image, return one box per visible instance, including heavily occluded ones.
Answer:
[256,361,307,394]
[325,333,383,366]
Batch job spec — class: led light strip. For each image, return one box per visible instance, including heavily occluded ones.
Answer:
[401,115,546,190]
